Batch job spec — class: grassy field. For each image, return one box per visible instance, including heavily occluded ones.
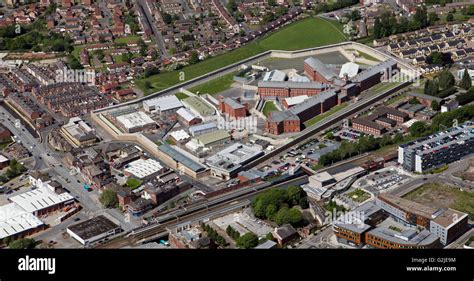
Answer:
[188,72,236,96]
[137,17,347,95]
[303,102,348,128]
[403,183,474,220]
[262,101,278,117]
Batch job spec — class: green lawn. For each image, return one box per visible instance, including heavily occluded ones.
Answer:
[403,183,474,220]
[71,45,86,60]
[356,50,380,62]
[188,72,236,96]
[175,92,189,100]
[262,101,278,117]
[429,165,449,174]
[384,93,407,106]
[303,102,349,128]
[126,178,142,190]
[114,35,141,44]
[347,188,370,203]
[366,81,401,96]
[137,17,347,95]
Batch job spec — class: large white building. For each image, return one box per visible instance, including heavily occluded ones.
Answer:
[9,185,75,216]
[0,202,45,240]
[143,95,183,115]
[124,158,164,179]
[116,111,157,133]
[206,143,264,180]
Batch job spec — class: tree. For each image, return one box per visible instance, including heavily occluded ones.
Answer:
[428,12,439,25]
[144,81,151,89]
[438,70,455,90]
[409,121,430,137]
[413,6,428,28]
[268,0,276,6]
[163,13,172,24]
[424,79,439,96]
[99,189,118,208]
[326,132,334,139]
[431,100,440,111]
[274,207,303,226]
[287,186,304,206]
[8,238,36,249]
[409,97,420,104]
[188,51,200,65]
[236,232,259,249]
[299,197,309,209]
[456,88,474,105]
[373,17,382,39]
[226,0,237,13]
[446,12,454,22]
[67,55,82,70]
[459,67,472,90]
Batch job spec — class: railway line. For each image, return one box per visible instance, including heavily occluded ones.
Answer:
[97,175,308,248]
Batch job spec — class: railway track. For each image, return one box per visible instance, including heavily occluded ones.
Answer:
[97,175,308,248]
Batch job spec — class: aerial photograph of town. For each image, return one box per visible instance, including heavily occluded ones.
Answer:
[0,0,472,279]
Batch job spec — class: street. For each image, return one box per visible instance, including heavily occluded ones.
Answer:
[0,105,137,231]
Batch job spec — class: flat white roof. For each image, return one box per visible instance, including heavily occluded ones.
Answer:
[283,95,309,106]
[176,108,198,122]
[124,158,163,179]
[116,111,156,129]
[339,62,360,78]
[143,95,183,111]
[263,70,287,82]
[170,130,190,142]
[9,186,74,213]
[0,203,44,239]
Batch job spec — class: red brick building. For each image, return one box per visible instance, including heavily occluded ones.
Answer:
[219,97,248,118]
[304,57,336,84]
[352,118,386,136]
[257,81,326,98]
[265,90,337,135]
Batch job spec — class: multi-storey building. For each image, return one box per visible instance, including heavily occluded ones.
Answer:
[398,122,474,173]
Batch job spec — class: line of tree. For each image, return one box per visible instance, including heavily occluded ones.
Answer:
[313,0,359,14]
[226,225,240,240]
[201,223,227,247]
[409,104,474,137]
[456,87,474,106]
[373,6,434,39]
[424,70,456,98]
[318,133,405,166]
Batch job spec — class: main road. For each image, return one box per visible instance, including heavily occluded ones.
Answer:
[0,105,137,230]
